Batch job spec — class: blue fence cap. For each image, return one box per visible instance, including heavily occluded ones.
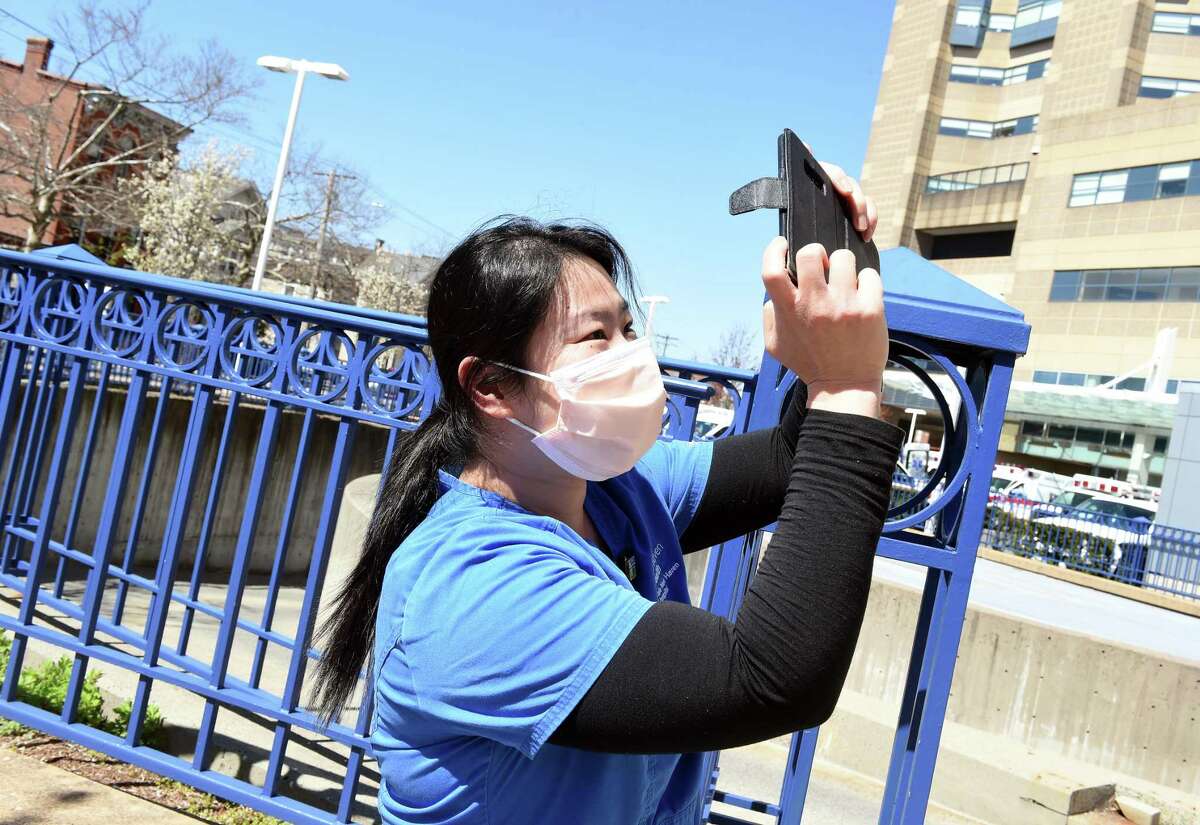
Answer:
[31,243,107,266]
[880,246,1030,355]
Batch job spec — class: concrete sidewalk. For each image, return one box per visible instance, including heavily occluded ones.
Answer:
[0,746,197,825]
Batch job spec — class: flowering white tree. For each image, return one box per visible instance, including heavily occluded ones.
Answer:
[354,255,430,315]
[120,144,251,282]
[122,141,391,295]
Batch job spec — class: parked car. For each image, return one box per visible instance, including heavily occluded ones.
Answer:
[1029,488,1098,520]
[988,467,1071,514]
[694,404,734,441]
[1031,494,1156,574]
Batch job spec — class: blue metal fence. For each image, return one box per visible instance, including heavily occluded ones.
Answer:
[982,496,1200,601]
[0,244,1030,824]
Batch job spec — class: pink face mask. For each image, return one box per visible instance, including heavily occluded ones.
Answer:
[496,337,668,481]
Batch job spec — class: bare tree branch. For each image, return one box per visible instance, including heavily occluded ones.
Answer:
[0,0,256,250]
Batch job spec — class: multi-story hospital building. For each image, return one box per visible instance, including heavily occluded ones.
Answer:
[863,0,1200,485]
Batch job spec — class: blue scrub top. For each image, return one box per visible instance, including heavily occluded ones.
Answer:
[370,437,714,825]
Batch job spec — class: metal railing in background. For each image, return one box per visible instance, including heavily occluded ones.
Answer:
[981,496,1200,601]
[925,161,1030,193]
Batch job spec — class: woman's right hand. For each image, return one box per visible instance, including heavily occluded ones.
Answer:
[761,238,888,419]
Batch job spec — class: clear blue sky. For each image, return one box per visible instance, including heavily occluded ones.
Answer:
[4,0,895,361]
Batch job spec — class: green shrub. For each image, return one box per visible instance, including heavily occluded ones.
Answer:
[0,630,167,747]
[110,698,167,749]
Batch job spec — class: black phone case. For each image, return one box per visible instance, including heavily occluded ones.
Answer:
[730,129,880,280]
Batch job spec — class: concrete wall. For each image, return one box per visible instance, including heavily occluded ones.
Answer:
[846,574,1199,794]
[681,538,1197,794]
[1159,381,1200,532]
[5,384,392,575]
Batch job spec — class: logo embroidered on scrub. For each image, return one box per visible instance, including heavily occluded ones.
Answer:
[651,543,680,602]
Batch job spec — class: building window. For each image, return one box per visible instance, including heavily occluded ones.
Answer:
[1017,419,1145,452]
[951,0,990,46]
[955,6,983,27]
[1159,162,1192,197]
[939,114,1037,139]
[1152,12,1200,36]
[926,162,1029,193]
[949,59,1049,86]
[1068,159,1200,206]
[1015,0,1060,28]
[1030,371,1187,394]
[918,228,1015,259]
[1011,0,1060,46]
[1138,76,1200,99]
[1049,267,1200,303]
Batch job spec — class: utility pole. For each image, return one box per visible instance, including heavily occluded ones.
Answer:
[310,170,356,299]
[654,333,678,358]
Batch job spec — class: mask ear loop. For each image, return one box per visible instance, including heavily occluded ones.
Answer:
[489,361,560,439]
[492,362,550,382]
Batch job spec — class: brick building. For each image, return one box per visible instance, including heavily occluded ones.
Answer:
[0,37,184,251]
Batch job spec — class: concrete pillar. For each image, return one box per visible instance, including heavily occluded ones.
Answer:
[1127,430,1148,484]
[1158,382,1200,532]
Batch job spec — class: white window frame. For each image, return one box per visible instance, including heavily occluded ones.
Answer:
[1152,12,1196,35]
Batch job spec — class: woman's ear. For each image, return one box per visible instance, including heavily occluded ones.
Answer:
[458,355,515,422]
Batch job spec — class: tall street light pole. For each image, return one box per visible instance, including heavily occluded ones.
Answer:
[251,56,349,292]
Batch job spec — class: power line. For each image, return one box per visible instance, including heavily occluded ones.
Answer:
[365,183,456,239]
[0,8,50,38]
[0,23,25,44]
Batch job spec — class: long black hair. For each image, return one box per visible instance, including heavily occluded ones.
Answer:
[311,216,638,724]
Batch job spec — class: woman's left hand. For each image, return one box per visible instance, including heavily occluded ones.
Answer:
[820,161,878,242]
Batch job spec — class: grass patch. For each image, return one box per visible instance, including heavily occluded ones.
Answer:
[0,630,166,747]
[1,727,284,825]
[1,630,283,823]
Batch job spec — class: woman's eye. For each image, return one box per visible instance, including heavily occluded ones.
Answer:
[623,324,637,339]
[586,329,607,341]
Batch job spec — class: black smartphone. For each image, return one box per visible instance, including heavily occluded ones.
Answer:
[730,128,880,281]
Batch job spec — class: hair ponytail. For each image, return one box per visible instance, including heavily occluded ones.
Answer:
[310,216,637,725]
[311,406,471,724]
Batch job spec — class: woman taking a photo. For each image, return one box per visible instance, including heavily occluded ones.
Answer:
[313,170,904,825]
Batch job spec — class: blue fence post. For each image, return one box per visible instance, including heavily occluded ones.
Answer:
[192,315,297,771]
[696,248,1030,825]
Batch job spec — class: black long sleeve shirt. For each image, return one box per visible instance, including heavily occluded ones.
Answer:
[550,391,904,753]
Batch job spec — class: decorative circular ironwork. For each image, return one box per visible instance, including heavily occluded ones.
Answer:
[697,377,746,441]
[0,267,23,332]
[880,335,980,533]
[360,341,430,418]
[155,301,213,371]
[289,327,352,403]
[30,277,87,343]
[661,395,684,437]
[219,314,282,387]
[92,288,149,357]
[662,368,749,441]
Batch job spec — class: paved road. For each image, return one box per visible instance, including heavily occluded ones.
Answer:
[872,555,1200,664]
[0,746,194,825]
